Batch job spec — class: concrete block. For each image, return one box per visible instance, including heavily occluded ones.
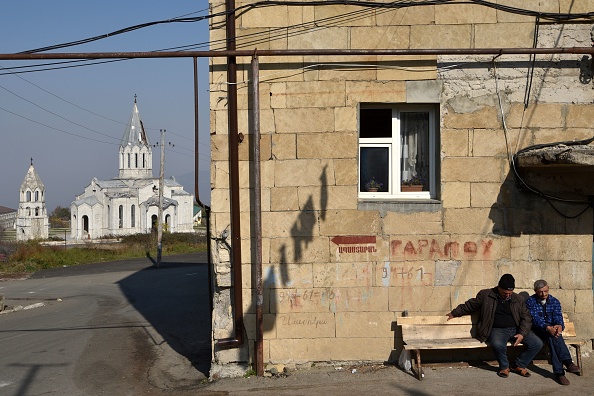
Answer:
[271,187,299,211]
[330,287,389,312]
[261,210,320,238]
[529,235,592,261]
[376,59,437,81]
[450,286,482,308]
[475,23,534,48]
[376,260,435,287]
[450,260,498,287]
[442,182,471,208]
[336,312,396,338]
[443,208,499,234]
[496,0,538,23]
[319,209,382,236]
[333,159,358,186]
[435,3,497,24]
[566,105,594,128]
[389,286,452,313]
[270,288,332,313]
[441,157,503,182]
[286,81,346,108]
[269,337,394,362]
[298,185,359,211]
[271,134,296,160]
[376,6,435,25]
[444,106,501,129]
[330,237,390,264]
[350,26,410,49]
[274,159,335,187]
[470,182,507,208]
[383,211,443,236]
[471,129,510,157]
[313,262,373,288]
[269,237,330,265]
[274,108,334,133]
[314,4,374,26]
[270,83,287,109]
[406,80,442,103]
[441,129,470,157]
[345,81,406,106]
[276,312,336,339]
[559,261,593,290]
[261,263,314,289]
[574,289,594,314]
[334,106,357,133]
[241,6,290,28]
[506,104,565,129]
[297,132,358,159]
[410,24,471,48]
[288,27,349,49]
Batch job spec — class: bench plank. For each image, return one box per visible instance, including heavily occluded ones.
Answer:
[397,314,583,380]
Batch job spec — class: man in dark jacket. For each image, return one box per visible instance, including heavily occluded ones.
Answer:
[446,274,543,378]
[526,279,580,385]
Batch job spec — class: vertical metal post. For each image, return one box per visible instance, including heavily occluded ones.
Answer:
[157,129,165,267]
[251,55,263,377]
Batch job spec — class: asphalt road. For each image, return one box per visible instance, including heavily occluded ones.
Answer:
[0,252,211,395]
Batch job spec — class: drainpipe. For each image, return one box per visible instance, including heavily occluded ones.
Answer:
[251,54,264,376]
[194,57,213,314]
[216,0,244,349]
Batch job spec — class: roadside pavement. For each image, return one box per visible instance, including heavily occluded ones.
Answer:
[201,355,594,396]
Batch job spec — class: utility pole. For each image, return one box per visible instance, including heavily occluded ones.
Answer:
[157,129,165,267]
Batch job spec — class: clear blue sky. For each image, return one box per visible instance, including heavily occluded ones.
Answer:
[0,1,211,212]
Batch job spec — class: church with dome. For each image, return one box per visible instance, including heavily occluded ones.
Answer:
[70,98,194,240]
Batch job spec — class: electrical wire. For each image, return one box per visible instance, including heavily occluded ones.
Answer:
[492,58,592,219]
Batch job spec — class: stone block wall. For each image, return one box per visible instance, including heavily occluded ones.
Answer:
[209,0,594,375]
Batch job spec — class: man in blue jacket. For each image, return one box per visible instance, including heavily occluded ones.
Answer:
[526,279,580,385]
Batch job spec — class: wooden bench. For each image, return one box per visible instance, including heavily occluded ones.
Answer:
[398,315,583,380]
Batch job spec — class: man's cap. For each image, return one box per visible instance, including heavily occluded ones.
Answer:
[498,274,515,290]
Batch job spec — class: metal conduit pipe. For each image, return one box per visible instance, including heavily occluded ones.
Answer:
[2,47,594,60]
[216,0,244,350]
[193,57,213,314]
[251,55,264,376]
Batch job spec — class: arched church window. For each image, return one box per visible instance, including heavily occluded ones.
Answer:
[135,153,138,168]
[26,191,31,202]
[131,205,136,227]
[118,205,123,229]
[127,154,131,168]
[35,207,39,216]
[26,207,31,216]
[35,190,39,201]
[143,153,146,168]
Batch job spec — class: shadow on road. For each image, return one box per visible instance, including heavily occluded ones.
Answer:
[117,253,212,377]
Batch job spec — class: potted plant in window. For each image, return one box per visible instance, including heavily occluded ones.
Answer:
[401,175,424,192]
[365,178,383,192]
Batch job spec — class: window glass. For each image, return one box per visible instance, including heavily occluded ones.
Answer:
[400,112,430,192]
[359,104,437,199]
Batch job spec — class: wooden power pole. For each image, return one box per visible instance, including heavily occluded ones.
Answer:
[157,129,165,267]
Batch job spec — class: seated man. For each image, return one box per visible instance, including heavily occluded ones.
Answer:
[447,274,543,378]
[526,279,580,385]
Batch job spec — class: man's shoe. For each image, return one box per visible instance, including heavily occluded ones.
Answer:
[510,367,531,377]
[497,368,509,378]
[556,375,570,385]
[566,363,580,374]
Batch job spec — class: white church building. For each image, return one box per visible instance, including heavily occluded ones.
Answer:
[70,98,194,240]
[16,160,49,241]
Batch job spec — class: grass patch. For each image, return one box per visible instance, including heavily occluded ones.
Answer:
[0,232,207,274]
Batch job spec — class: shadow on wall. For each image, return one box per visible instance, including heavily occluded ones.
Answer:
[117,255,212,377]
[246,164,330,336]
[488,168,593,236]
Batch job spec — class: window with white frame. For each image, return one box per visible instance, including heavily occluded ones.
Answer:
[359,104,438,199]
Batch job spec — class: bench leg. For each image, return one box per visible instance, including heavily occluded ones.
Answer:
[413,349,423,380]
[570,344,583,376]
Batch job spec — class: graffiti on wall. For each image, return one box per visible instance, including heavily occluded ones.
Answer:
[391,239,493,259]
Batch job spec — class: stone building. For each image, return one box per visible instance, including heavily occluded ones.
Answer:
[0,206,17,232]
[208,1,594,376]
[70,98,194,239]
[16,161,49,241]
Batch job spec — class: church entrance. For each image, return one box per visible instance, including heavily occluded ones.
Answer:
[151,214,158,233]
[82,215,89,234]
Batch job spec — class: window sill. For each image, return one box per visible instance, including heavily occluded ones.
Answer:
[358,198,442,213]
